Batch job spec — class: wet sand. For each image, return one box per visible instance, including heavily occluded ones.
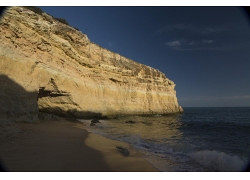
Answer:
[0,120,157,172]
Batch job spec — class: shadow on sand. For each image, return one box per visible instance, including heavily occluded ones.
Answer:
[0,74,110,171]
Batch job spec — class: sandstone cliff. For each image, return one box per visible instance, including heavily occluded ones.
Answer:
[0,7,182,121]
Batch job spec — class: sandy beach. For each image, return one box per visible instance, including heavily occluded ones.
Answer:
[0,119,157,172]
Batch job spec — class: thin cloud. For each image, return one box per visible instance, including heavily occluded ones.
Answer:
[201,27,229,34]
[160,22,249,51]
[165,39,216,51]
[174,47,220,51]
[156,23,229,35]
[157,23,195,33]
[202,39,214,44]
[188,41,195,45]
[165,40,181,47]
[166,40,250,51]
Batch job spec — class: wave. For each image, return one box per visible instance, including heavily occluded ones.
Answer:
[189,150,247,171]
[107,134,248,172]
[81,119,249,172]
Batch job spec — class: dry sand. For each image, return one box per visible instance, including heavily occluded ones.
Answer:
[0,120,157,172]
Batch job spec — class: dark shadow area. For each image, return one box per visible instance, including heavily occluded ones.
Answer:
[0,160,7,172]
[0,7,7,18]
[38,87,69,98]
[0,74,110,171]
[0,121,111,171]
[39,107,104,120]
[0,74,104,121]
[0,74,38,121]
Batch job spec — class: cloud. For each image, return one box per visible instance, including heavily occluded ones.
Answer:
[166,40,250,51]
[157,23,194,33]
[159,22,249,51]
[173,47,220,51]
[165,40,181,47]
[165,39,217,51]
[201,27,229,34]
[202,39,214,44]
[156,23,229,35]
[188,41,195,45]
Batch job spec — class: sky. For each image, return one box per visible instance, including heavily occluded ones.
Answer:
[40,6,250,107]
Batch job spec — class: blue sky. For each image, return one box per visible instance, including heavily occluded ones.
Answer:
[40,6,250,107]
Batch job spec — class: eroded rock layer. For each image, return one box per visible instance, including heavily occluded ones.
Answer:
[0,7,182,120]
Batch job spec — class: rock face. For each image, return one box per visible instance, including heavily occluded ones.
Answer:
[0,7,183,120]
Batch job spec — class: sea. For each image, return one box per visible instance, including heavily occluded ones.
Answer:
[81,107,250,171]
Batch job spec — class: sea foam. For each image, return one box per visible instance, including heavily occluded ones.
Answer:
[189,150,247,171]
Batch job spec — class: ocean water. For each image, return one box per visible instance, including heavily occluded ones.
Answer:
[82,107,250,171]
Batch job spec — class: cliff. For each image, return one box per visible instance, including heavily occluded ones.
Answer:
[0,7,182,121]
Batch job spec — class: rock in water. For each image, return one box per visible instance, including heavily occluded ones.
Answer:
[116,146,130,157]
[125,120,136,124]
[0,7,183,121]
[90,119,100,126]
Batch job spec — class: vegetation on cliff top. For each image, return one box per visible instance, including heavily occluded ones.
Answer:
[23,6,71,27]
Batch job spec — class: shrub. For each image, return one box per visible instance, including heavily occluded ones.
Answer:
[55,17,69,25]
[73,26,80,31]
[23,6,44,15]
[23,7,70,27]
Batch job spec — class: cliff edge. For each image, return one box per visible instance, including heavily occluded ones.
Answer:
[0,7,183,120]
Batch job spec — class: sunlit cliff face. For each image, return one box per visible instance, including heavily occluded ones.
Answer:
[0,6,182,120]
